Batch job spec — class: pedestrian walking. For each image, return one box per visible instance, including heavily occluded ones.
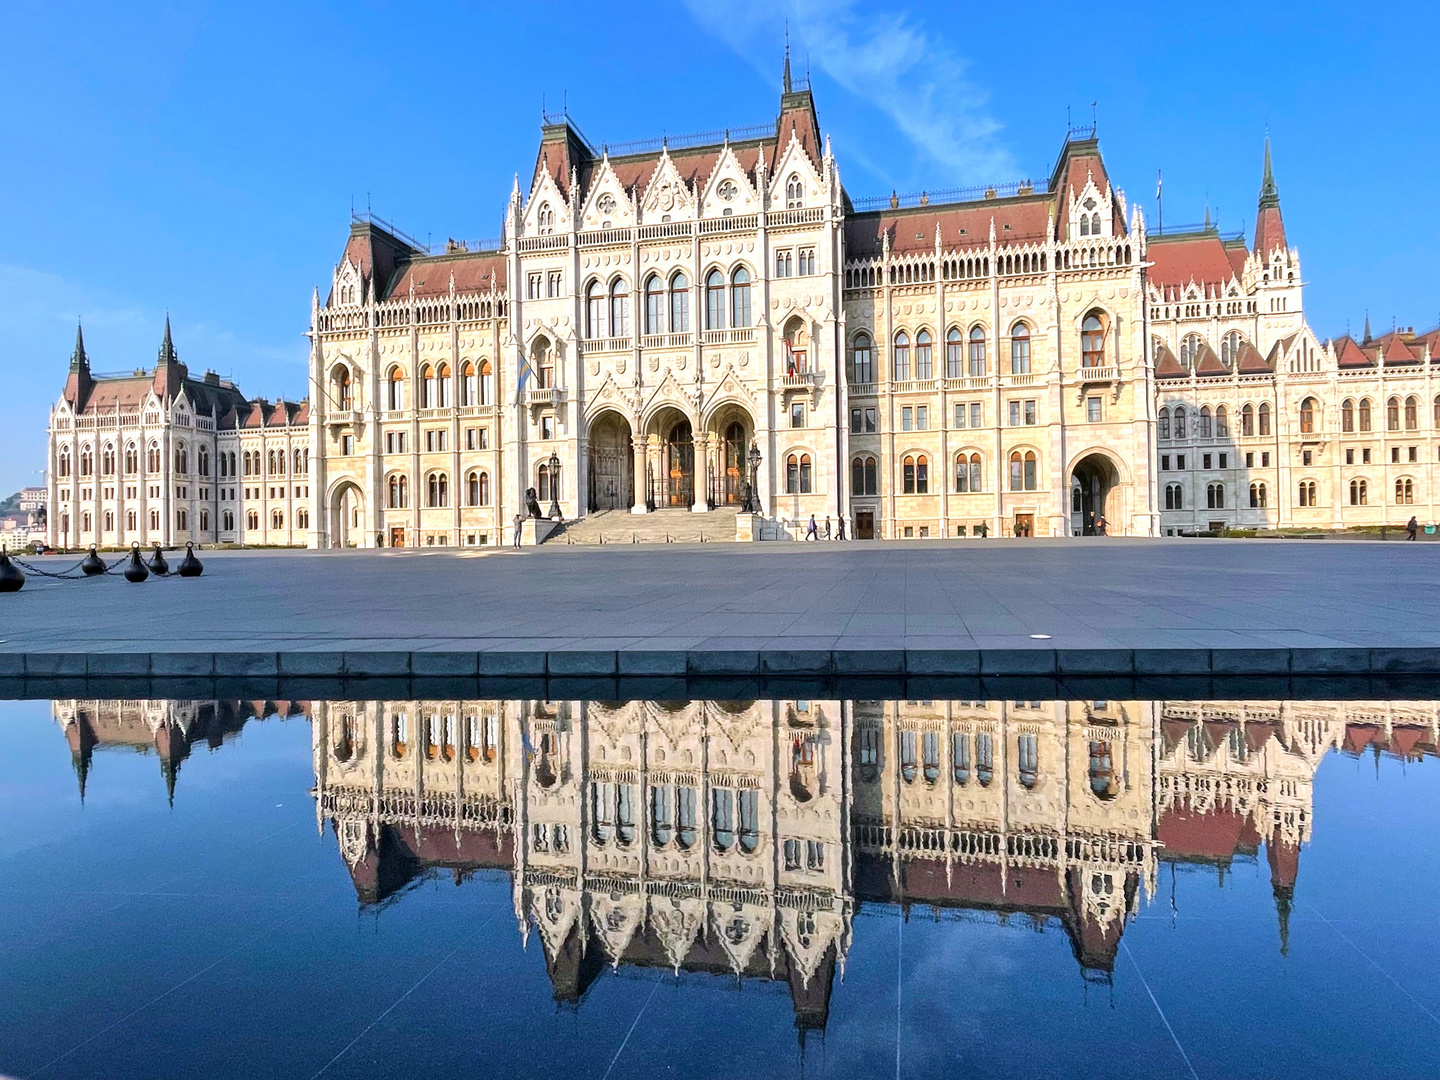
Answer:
[1407,515,1418,541]
[837,517,847,540]
[512,513,523,550]
[824,515,832,539]
[1095,514,1108,536]
[805,514,819,541]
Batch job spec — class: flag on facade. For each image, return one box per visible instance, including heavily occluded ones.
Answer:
[1156,170,1162,200]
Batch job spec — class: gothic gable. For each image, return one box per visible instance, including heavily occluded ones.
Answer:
[699,144,760,218]
[580,155,636,231]
[640,149,694,223]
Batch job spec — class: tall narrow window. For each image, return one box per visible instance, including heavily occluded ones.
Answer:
[1010,323,1031,374]
[893,331,910,381]
[1017,734,1038,788]
[1387,397,1400,432]
[460,362,476,407]
[1341,399,1354,432]
[644,275,663,335]
[946,327,963,378]
[1259,403,1271,436]
[1300,397,1316,434]
[670,272,690,332]
[914,330,933,379]
[1081,315,1105,367]
[730,267,751,327]
[968,326,986,376]
[852,334,873,383]
[609,280,629,338]
[705,270,725,329]
[479,360,493,404]
[585,281,604,338]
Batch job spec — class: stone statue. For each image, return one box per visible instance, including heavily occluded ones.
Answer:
[526,486,542,519]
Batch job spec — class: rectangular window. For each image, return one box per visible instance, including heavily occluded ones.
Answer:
[465,427,477,450]
[970,403,981,428]
[1008,401,1020,426]
[850,408,863,434]
[916,406,928,431]
[1203,454,1212,469]
[1218,453,1228,469]
[903,526,914,537]
[1087,396,1101,423]
[541,416,555,440]
[954,403,966,428]
[527,272,541,299]
[1409,446,1418,462]
[1361,448,1370,464]
[341,435,354,456]
[1245,452,1255,467]
[1390,446,1399,463]
[1176,454,1185,470]
[1024,400,1037,425]
[902,407,913,432]
[791,402,805,428]
[919,526,930,538]
[1161,454,1170,471]
[864,408,876,433]
[1303,450,1313,466]
[1262,452,1270,467]
[1345,448,1354,465]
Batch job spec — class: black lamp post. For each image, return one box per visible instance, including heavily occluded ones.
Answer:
[742,439,761,514]
[547,450,562,520]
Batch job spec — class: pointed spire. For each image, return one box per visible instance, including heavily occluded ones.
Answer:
[1258,135,1280,210]
[72,748,91,803]
[1363,310,1372,343]
[1274,884,1293,956]
[158,315,177,365]
[783,23,792,94]
[69,321,89,371]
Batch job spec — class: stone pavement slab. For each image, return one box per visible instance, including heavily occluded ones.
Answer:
[1,537,1436,679]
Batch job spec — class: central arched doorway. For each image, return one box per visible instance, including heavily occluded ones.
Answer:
[1070,453,1122,535]
[328,480,365,548]
[648,409,694,508]
[705,403,754,507]
[587,411,634,512]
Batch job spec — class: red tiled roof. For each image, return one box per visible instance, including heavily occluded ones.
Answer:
[1158,804,1249,861]
[1194,343,1227,375]
[1332,335,1374,368]
[1235,342,1270,374]
[1381,334,1420,363]
[1154,340,1186,379]
[846,196,1052,259]
[1148,233,1240,288]
[385,250,508,299]
[1254,204,1286,256]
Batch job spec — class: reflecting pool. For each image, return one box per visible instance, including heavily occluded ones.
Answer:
[1,696,1436,1079]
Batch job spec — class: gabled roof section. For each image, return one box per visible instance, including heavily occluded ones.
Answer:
[1048,132,1124,237]
[1193,342,1227,375]
[1380,332,1420,364]
[1147,229,1241,290]
[384,249,507,300]
[776,83,822,169]
[1234,341,1270,373]
[1153,340,1186,379]
[533,116,596,201]
[845,193,1052,259]
[335,218,422,305]
[1331,335,1374,369]
[64,321,248,417]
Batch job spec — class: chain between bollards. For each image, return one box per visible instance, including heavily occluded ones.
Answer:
[1,541,204,591]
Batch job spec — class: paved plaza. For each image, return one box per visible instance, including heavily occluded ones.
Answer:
[1,538,1436,680]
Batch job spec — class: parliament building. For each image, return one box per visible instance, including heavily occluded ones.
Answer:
[46,59,1439,549]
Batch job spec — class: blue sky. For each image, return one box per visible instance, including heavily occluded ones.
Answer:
[2,0,1436,496]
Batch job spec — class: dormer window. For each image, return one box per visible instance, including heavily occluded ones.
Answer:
[785,174,802,209]
[538,202,554,234]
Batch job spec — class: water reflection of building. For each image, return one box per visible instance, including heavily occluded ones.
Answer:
[51,698,310,802]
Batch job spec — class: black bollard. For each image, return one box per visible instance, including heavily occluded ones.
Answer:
[146,543,169,576]
[81,545,106,576]
[178,542,203,577]
[0,546,24,593]
[124,543,149,583]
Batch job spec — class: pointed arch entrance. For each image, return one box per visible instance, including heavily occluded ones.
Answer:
[646,406,694,508]
[1069,452,1124,535]
[705,402,755,507]
[327,480,366,548]
[587,410,634,512]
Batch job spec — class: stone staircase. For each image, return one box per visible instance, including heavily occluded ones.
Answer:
[550,507,741,544]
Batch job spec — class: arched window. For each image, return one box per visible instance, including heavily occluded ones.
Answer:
[1081,314,1105,368]
[390,713,409,760]
[146,443,160,473]
[851,333,873,383]
[1017,734,1038,789]
[893,331,910,381]
[124,444,137,474]
[799,453,813,493]
[1358,398,1372,432]
[78,445,92,476]
[388,474,408,509]
[1165,483,1183,510]
[976,733,994,786]
[1009,450,1037,491]
[955,452,981,492]
[785,174,802,208]
[1341,398,1355,432]
[786,454,799,494]
[1300,397,1317,434]
[1298,480,1317,507]
[427,472,448,508]
[902,455,917,494]
[100,444,114,475]
[436,363,451,407]
[175,444,188,474]
[1174,406,1188,439]
[274,449,285,476]
[1258,402,1272,436]
[1221,330,1241,367]
[1079,214,1090,237]
[1404,396,1418,430]
[914,330,933,379]
[460,362,477,407]
[1199,406,1213,439]
[537,203,554,233]
[585,280,604,338]
[468,470,490,506]
[946,327,963,378]
[271,508,284,529]
[952,733,970,784]
[1396,478,1414,504]
[705,269,725,330]
[1010,322,1031,374]
[58,448,71,477]
[1386,396,1400,431]
[297,508,309,529]
[852,456,878,495]
[1241,403,1255,436]
[1158,406,1171,440]
[1215,405,1229,437]
[730,267,751,327]
[420,364,435,409]
[199,448,210,477]
[478,360,493,405]
[388,367,405,411]
[1207,482,1224,509]
[1088,741,1116,798]
[609,279,629,338]
[1349,478,1368,505]
[669,271,690,332]
[1434,394,1440,429]
[246,509,258,530]
[1249,482,1267,508]
[644,274,664,335]
[334,367,352,410]
[968,326,986,376]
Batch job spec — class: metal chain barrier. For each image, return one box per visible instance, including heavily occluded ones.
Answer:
[1,543,203,592]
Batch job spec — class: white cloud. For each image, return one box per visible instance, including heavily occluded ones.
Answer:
[683,0,1014,184]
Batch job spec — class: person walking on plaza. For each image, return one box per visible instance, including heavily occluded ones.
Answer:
[512,513,523,550]
[1095,514,1108,536]
[837,517,847,540]
[824,515,832,540]
[805,514,818,541]
[1406,515,1418,541]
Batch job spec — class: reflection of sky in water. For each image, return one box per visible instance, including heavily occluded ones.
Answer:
[0,697,1435,1080]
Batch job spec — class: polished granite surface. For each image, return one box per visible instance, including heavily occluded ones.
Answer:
[1,693,1435,1079]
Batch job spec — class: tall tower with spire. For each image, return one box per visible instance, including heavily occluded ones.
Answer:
[1253,136,1287,257]
[62,321,93,408]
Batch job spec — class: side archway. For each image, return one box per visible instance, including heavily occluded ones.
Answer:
[327,480,366,549]
[1068,450,1127,536]
[587,409,635,512]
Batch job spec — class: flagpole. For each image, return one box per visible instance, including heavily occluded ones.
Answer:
[1156,169,1163,234]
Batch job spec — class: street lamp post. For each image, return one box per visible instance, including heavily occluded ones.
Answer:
[547,450,562,520]
[742,440,761,514]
